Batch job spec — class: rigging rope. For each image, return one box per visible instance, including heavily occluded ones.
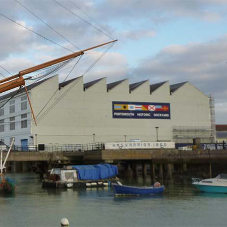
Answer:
[14,0,81,51]
[68,0,115,40]
[36,42,115,123]
[35,55,83,119]
[53,0,115,40]
[0,87,22,109]
[0,66,13,76]
[0,12,74,53]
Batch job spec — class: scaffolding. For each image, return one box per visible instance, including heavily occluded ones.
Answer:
[173,126,214,143]
[209,94,216,142]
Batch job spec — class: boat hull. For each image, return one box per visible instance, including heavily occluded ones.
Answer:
[112,183,164,196]
[193,184,227,193]
[42,179,113,189]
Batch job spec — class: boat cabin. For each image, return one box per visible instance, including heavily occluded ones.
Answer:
[49,168,78,183]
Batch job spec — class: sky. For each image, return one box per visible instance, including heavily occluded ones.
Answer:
[0,0,227,124]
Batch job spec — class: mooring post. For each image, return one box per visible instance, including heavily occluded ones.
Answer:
[209,162,212,178]
[167,163,173,179]
[151,163,156,182]
[132,163,138,178]
[208,149,212,178]
[159,164,163,179]
[183,163,187,172]
[142,163,147,177]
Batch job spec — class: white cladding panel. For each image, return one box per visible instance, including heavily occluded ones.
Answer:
[105,142,175,149]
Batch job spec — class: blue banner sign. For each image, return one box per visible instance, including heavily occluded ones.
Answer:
[112,101,171,119]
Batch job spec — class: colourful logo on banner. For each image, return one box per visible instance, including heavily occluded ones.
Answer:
[112,101,171,119]
[114,104,169,112]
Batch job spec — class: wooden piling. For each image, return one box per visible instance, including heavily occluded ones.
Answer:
[159,164,163,179]
[167,163,173,179]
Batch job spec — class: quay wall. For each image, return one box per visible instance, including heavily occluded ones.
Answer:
[3,149,227,179]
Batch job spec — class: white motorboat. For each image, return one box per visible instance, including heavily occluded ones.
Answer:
[192,174,227,193]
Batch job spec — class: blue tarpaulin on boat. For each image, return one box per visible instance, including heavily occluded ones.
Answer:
[70,164,118,180]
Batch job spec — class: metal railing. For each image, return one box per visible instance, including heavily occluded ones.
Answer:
[5,142,105,152]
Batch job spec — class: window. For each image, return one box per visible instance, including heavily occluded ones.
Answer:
[21,101,27,111]
[0,108,4,116]
[21,114,27,119]
[9,137,15,145]
[21,120,27,128]
[21,96,27,101]
[10,117,15,131]
[9,105,15,114]
[0,119,4,132]
[9,100,15,105]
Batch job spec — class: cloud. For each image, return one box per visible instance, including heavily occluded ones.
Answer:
[121,30,156,41]
[131,35,227,123]
[0,0,227,124]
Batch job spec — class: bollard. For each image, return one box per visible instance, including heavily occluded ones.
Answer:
[61,218,69,226]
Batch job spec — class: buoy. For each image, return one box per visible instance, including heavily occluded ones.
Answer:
[61,218,69,226]
[154,182,161,187]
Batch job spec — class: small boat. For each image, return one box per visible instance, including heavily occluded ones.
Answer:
[42,164,118,189]
[0,139,16,193]
[192,174,227,193]
[112,182,165,196]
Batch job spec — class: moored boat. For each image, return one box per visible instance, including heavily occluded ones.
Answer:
[42,164,118,189]
[112,182,165,196]
[0,139,16,193]
[192,174,227,193]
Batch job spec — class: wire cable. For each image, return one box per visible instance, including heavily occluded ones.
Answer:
[0,87,22,109]
[0,72,6,78]
[0,12,74,53]
[14,0,81,51]
[53,0,115,40]
[69,0,115,40]
[0,65,13,76]
[36,42,115,123]
[35,55,83,119]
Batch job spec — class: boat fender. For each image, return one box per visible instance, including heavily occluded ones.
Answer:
[91,182,97,186]
[154,182,161,187]
[103,182,108,187]
[86,183,91,187]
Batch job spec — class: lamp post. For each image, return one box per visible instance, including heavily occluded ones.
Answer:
[93,134,95,143]
[124,135,127,142]
[155,127,159,142]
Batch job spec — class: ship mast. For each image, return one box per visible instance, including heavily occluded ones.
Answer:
[0,40,117,125]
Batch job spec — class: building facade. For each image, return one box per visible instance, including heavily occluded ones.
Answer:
[0,75,215,147]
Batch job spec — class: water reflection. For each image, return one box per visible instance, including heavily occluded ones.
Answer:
[1,174,227,227]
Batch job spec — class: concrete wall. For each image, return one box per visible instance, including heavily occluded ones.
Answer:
[27,76,213,145]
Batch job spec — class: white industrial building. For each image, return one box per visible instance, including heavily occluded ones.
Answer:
[0,75,215,148]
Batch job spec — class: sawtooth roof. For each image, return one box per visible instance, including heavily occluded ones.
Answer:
[59,76,81,89]
[129,80,148,92]
[84,78,104,90]
[0,76,53,102]
[150,81,167,93]
[107,79,127,91]
[170,82,188,93]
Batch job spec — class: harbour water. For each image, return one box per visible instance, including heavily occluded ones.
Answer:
[1,173,227,227]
